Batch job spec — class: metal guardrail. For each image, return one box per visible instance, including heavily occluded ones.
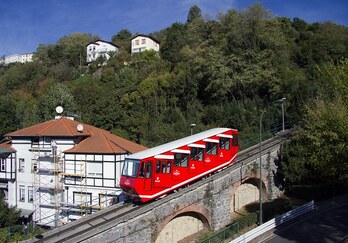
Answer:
[230,200,315,243]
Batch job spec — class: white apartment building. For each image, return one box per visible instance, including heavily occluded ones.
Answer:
[131,34,160,55]
[86,40,119,63]
[0,116,146,227]
[3,53,33,65]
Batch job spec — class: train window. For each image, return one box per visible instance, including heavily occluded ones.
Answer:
[156,161,161,173]
[174,153,188,167]
[191,147,204,161]
[206,142,217,155]
[122,160,140,178]
[139,162,145,178]
[162,161,166,173]
[145,162,152,178]
[219,137,230,150]
[232,134,239,146]
[166,162,171,173]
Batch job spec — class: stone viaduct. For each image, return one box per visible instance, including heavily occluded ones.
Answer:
[76,134,287,243]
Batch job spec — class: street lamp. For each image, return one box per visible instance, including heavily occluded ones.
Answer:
[259,97,286,225]
[190,124,196,135]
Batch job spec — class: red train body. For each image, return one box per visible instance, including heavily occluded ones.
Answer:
[120,128,239,203]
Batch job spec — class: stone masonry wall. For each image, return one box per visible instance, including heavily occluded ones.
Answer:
[83,143,283,242]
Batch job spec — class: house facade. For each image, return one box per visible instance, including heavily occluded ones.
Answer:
[0,116,146,227]
[131,34,160,54]
[2,53,33,65]
[86,40,119,63]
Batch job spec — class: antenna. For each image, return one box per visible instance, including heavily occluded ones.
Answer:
[56,106,63,114]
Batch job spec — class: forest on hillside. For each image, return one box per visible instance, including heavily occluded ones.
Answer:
[1,4,347,185]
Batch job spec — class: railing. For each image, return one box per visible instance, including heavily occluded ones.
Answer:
[230,200,314,243]
[200,223,239,243]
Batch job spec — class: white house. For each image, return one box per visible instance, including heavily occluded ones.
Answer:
[0,116,146,227]
[86,40,119,63]
[131,34,160,55]
[3,53,33,65]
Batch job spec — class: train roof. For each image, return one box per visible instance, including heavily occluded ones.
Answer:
[126,128,236,160]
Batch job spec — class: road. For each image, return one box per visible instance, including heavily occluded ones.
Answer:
[263,194,348,243]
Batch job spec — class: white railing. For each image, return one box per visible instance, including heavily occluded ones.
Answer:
[231,200,315,243]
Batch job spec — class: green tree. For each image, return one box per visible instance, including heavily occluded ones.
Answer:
[0,192,21,227]
[112,29,132,51]
[38,82,77,120]
[0,95,18,136]
[187,5,202,23]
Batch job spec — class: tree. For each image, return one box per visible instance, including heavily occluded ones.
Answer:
[187,5,202,23]
[112,29,132,51]
[281,60,348,184]
[0,192,21,227]
[38,82,77,120]
[0,95,18,136]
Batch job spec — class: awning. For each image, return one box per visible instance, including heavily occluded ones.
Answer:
[0,182,7,189]
[20,209,34,218]
[0,148,14,154]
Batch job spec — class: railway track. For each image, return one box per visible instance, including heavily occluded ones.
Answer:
[28,130,293,243]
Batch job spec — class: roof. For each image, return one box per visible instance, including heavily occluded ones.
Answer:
[127,128,236,160]
[6,117,146,154]
[131,34,160,44]
[86,39,119,48]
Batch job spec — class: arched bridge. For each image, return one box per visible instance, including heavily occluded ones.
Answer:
[29,130,292,243]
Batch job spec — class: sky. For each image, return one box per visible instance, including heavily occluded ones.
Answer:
[0,0,347,56]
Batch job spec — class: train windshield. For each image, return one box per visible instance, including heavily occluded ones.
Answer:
[122,159,140,178]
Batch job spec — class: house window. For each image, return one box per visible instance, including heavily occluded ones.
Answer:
[0,159,5,172]
[174,153,188,167]
[141,38,146,44]
[32,137,39,147]
[19,186,25,202]
[135,40,139,45]
[19,158,25,172]
[28,187,33,202]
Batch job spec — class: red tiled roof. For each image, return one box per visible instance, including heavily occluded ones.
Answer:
[5,117,147,154]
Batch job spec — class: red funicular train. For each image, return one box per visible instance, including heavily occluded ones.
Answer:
[120,128,239,203]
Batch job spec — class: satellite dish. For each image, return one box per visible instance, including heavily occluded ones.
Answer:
[56,106,63,114]
[77,124,84,132]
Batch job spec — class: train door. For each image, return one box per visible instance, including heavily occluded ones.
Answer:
[144,161,152,191]
[154,160,172,187]
[204,141,218,166]
[218,137,232,162]
[231,133,239,155]
[172,153,189,181]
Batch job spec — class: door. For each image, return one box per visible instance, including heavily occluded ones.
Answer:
[218,137,231,162]
[144,162,152,191]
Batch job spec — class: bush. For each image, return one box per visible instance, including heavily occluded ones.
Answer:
[235,212,258,229]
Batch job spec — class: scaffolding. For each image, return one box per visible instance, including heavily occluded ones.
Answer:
[31,138,118,227]
[32,141,63,227]
[32,139,89,227]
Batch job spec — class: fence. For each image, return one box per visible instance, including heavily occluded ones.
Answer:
[230,200,314,243]
[200,223,239,243]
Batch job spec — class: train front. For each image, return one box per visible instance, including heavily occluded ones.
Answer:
[120,159,142,203]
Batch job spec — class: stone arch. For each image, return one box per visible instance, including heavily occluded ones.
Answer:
[229,174,268,213]
[153,204,211,243]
